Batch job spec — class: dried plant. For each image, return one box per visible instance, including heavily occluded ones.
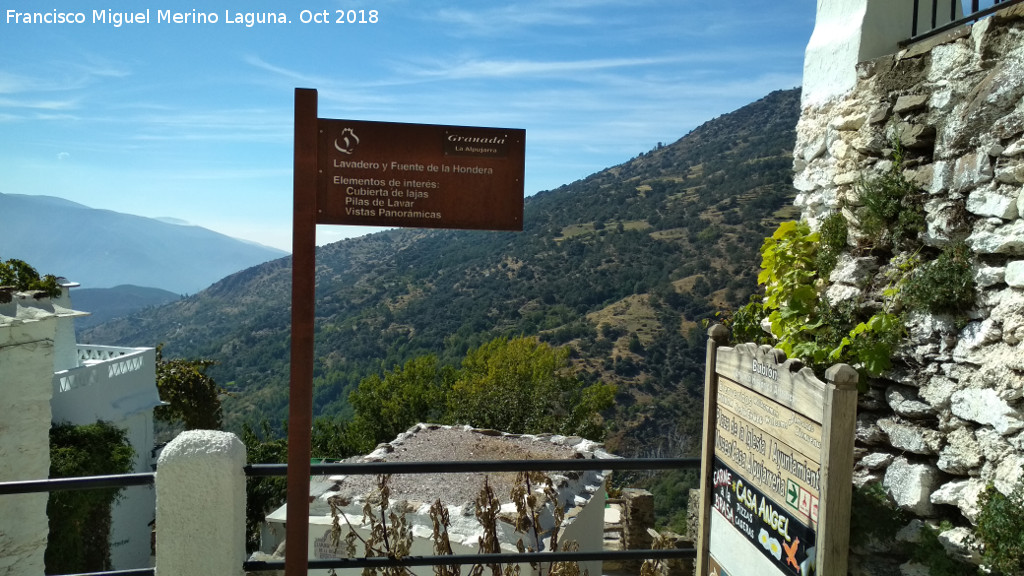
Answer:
[472,477,504,576]
[327,472,591,576]
[326,474,416,576]
[429,499,460,576]
[639,531,674,576]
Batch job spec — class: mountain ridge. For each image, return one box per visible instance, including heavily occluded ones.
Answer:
[0,192,287,294]
[82,88,803,461]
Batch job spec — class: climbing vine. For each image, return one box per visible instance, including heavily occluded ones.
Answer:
[733,219,903,380]
[46,421,135,575]
[730,136,974,381]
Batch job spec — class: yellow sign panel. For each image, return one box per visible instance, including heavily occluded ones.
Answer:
[715,404,820,527]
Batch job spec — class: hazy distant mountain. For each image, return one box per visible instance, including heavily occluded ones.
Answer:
[0,193,287,294]
[71,285,181,332]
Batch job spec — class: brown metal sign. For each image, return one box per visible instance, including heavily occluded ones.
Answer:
[317,119,524,230]
[288,89,526,576]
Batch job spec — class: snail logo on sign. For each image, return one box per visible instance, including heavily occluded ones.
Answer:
[333,127,360,155]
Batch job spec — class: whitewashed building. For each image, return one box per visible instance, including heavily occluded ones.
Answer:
[0,284,161,571]
[259,423,614,576]
[1,287,77,576]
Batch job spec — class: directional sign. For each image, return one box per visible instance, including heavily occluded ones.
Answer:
[317,119,524,230]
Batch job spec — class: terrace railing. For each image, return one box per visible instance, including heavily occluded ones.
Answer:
[244,457,699,574]
[0,445,699,576]
[0,472,157,576]
[907,0,1024,44]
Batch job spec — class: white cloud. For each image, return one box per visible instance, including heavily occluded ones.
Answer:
[404,55,679,80]
[0,96,81,110]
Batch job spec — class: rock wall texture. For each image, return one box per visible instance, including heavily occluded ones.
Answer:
[792,6,1024,573]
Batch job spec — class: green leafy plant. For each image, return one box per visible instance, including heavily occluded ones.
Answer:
[46,421,135,574]
[911,522,978,576]
[974,481,1024,575]
[850,485,977,575]
[241,420,289,552]
[856,138,925,252]
[816,212,848,279]
[742,220,903,378]
[849,482,907,544]
[726,295,769,345]
[0,257,62,297]
[829,310,903,378]
[902,241,976,315]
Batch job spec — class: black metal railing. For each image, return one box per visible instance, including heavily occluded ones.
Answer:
[908,0,1024,44]
[0,472,155,496]
[2,457,700,575]
[0,472,156,576]
[246,456,698,477]
[243,457,700,573]
[49,565,153,569]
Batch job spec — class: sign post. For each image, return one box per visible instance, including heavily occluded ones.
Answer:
[286,88,525,576]
[696,326,858,576]
[287,87,319,576]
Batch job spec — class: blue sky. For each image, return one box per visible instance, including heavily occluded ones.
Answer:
[1,1,814,251]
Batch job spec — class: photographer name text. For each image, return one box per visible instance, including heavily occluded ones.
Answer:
[6,8,379,27]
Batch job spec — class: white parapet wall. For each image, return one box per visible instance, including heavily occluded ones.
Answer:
[156,430,247,576]
[802,0,961,107]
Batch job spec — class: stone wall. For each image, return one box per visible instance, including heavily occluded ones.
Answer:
[792,4,1024,573]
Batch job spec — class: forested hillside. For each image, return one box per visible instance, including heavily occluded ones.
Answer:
[83,88,801,476]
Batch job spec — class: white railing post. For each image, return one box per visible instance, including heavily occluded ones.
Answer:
[156,430,246,576]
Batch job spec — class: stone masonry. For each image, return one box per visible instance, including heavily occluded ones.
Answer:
[793,5,1024,573]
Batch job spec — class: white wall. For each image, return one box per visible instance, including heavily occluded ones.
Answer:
[802,0,962,107]
[0,294,62,576]
[156,430,246,576]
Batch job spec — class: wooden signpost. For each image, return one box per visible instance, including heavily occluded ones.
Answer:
[696,325,858,576]
[287,88,525,576]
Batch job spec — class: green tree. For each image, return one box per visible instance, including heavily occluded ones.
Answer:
[446,337,615,439]
[311,416,359,460]
[0,256,62,297]
[347,355,454,452]
[46,421,134,574]
[155,345,224,430]
[343,337,615,448]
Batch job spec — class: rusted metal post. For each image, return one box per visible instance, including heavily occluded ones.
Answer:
[286,87,318,576]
